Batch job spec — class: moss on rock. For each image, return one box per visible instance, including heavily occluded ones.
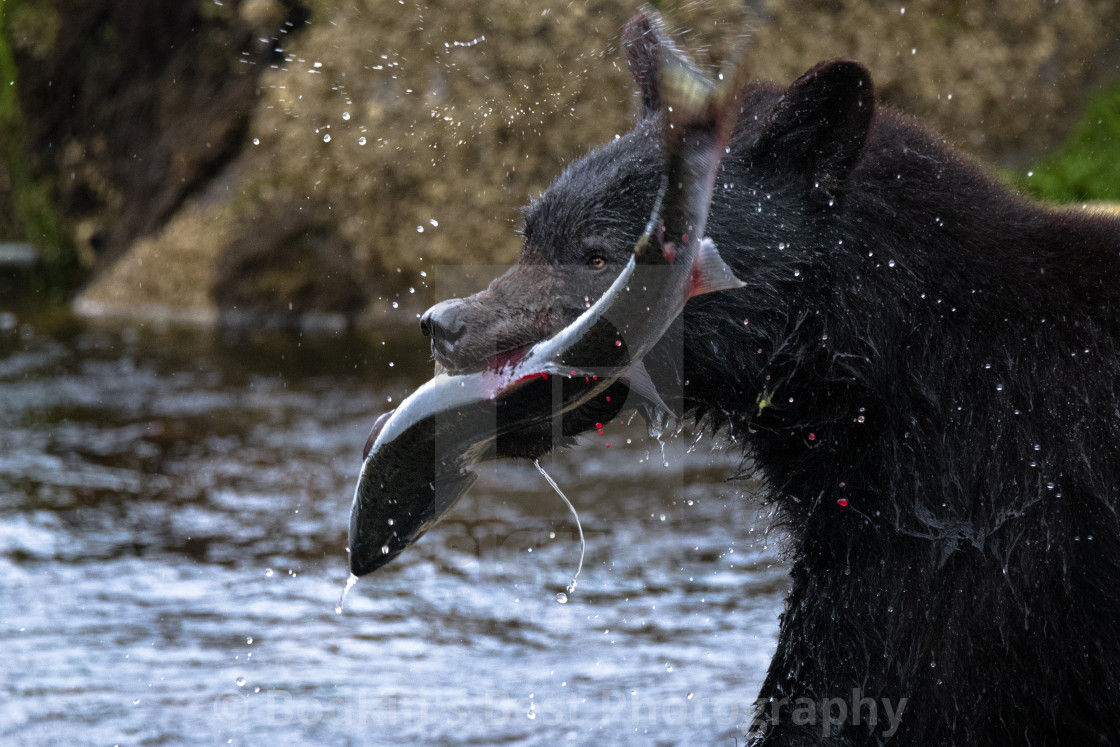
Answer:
[750,0,1120,164]
[0,0,77,291]
[1013,82,1120,204]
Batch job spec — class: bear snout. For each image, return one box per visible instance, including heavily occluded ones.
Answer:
[420,299,470,369]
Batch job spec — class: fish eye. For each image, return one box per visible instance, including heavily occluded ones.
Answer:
[588,255,607,270]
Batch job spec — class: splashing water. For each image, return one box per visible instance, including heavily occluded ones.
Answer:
[534,459,584,602]
[335,572,359,614]
[647,409,677,467]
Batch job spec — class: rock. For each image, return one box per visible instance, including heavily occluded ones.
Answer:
[4,0,1118,323]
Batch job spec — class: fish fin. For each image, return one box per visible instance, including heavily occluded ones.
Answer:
[622,361,671,416]
[689,238,746,297]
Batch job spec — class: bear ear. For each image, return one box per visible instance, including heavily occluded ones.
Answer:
[623,8,685,115]
[754,60,874,195]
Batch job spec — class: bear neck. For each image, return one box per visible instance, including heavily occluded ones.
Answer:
[669,107,1120,560]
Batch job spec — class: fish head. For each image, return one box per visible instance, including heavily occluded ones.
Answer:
[349,457,479,577]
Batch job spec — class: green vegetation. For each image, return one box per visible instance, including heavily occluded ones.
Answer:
[0,1,80,294]
[1015,82,1120,204]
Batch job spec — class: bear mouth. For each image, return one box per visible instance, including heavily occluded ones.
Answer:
[482,344,530,373]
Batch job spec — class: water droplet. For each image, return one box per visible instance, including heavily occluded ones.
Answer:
[429,218,438,227]
[381,544,390,555]
[252,137,260,145]
[246,637,253,645]
[342,111,351,120]
[888,259,896,268]
[236,677,247,687]
[793,269,800,277]
[264,568,273,577]
[323,133,331,143]
[416,225,424,233]
[336,572,359,614]
[358,136,367,145]
[555,592,569,604]
[686,692,694,700]
[387,518,394,526]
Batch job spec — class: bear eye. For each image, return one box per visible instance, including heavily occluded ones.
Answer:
[588,255,607,270]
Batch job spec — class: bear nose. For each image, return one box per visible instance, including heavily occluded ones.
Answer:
[421,300,470,349]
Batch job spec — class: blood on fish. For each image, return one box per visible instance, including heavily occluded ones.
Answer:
[513,371,549,386]
[688,263,705,296]
[837,498,849,507]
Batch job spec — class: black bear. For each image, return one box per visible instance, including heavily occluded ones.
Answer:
[418,13,1120,746]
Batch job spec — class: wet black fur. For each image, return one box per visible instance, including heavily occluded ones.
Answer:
[422,29,1120,746]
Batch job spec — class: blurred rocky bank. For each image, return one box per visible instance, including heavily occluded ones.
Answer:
[1,0,1118,329]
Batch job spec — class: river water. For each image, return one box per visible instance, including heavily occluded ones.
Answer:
[0,308,786,745]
